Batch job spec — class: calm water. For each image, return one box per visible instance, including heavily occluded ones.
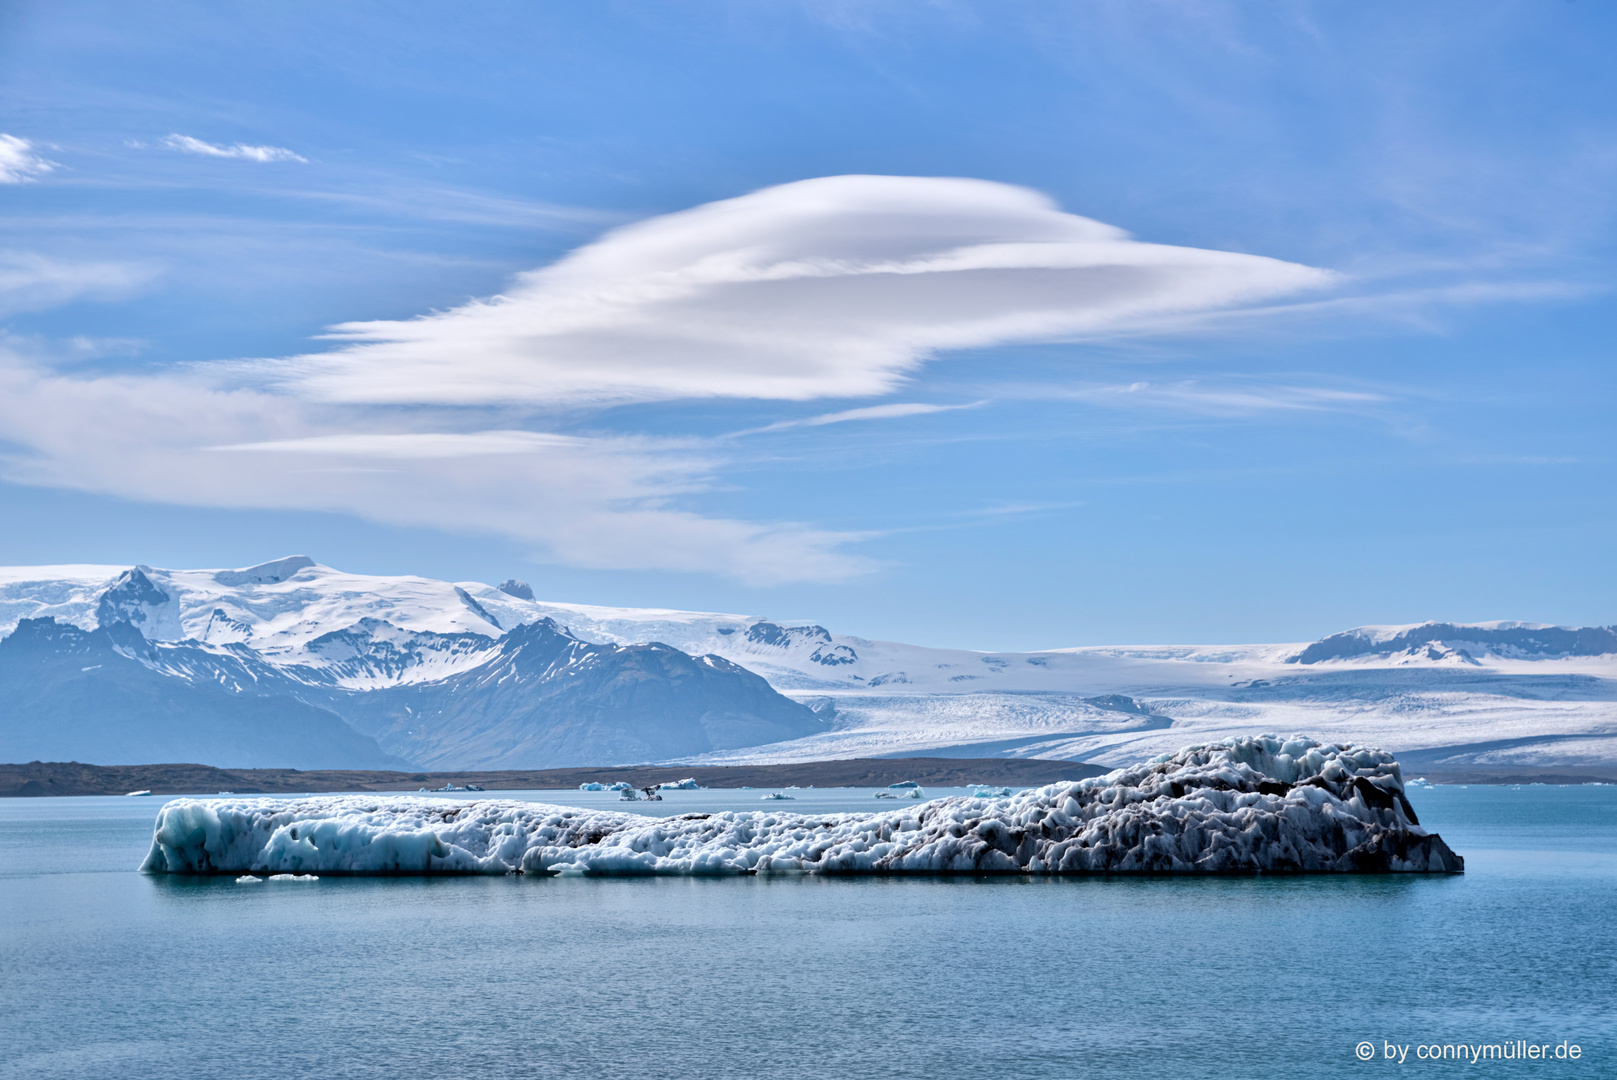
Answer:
[1,785,1614,1079]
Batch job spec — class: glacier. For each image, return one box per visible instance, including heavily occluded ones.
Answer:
[140,737,1462,876]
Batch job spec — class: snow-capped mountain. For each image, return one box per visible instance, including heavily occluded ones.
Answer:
[0,616,400,770]
[2,557,1614,771]
[0,558,824,770]
[342,618,828,769]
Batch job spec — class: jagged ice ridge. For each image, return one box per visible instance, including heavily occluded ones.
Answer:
[141,736,1462,876]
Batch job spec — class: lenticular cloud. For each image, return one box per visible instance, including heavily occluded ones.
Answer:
[269,175,1333,408]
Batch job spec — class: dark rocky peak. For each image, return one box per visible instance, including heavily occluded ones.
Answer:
[2,616,96,655]
[95,568,169,630]
[810,643,857,666]
[201,607,255,643]
[102,619,158,660]
[305,618,498,674]
[307,616,397,649]
[745,621,833,649]
[496,618,586,660]
[498,578,535,601]
[212,555,317,587]
[1084,693,1152,715]
[1,616,154,663]
[454,587,501,628]
[1291,622,1617,664]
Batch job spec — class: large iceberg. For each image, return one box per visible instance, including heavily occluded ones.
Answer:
[140,737,1463,876]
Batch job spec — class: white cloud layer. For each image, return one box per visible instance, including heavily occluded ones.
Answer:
[0,176,1336,583]
[0,358,870,584]
[263,175,1332,407]
[163,134,307,163]
[0,135,57,183]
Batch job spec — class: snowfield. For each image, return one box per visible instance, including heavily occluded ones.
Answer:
[140,736,1462,876]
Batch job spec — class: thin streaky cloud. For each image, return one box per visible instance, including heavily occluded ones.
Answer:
[210,431,591,458]
[1036,379,1386,417]
[0,135,57,183]
[162,134,307,164]
[731,400,988,437]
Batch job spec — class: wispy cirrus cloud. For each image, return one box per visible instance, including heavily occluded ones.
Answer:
[0,252,154,317]
[0,135,57,183]
[162,133,307,163]
[0,175,1339,583]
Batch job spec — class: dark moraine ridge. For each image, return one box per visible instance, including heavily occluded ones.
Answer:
[0,756,1109,797]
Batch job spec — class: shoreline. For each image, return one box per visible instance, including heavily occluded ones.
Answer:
[0,756,1108,798]
[4,756,1614,797]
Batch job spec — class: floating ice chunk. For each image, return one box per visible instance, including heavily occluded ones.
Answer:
[663,778,700,790]
[268,874,318,881]
[140,737,1464,877]
[874,792,897,799]
[888,781,919,789]
[236,875,262,883]
[608,782,633,791]
[579,782,605,791]
[762,792,794,801]
[126,790,152,797]
[969,785,1014,798]
[901,788,925,799]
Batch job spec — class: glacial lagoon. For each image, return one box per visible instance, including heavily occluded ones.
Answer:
[2,784,1614,1079]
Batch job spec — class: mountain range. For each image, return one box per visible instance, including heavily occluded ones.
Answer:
[2,556,1614,771]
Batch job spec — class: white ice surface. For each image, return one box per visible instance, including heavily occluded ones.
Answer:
[141,737,1462,876]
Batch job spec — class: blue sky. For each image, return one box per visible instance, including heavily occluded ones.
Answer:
[0,0,1613,649]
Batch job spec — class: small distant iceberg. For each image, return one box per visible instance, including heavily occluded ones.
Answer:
[969,785,1014,798]
[139,737,1464,877]
[608,782,634,791]
[125,790,152,797]
[874,791,897,799]
[662,778,701,790]
[888,781,919,789]
[579,782,606,792]
[761,792,794,801]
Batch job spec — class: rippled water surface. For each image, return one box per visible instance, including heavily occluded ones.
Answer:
[2,784,1614,1079]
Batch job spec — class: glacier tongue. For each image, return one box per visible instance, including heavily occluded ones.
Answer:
[140,736,1462,877]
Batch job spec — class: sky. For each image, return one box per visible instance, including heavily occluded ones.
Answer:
[0,0,1613,650]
